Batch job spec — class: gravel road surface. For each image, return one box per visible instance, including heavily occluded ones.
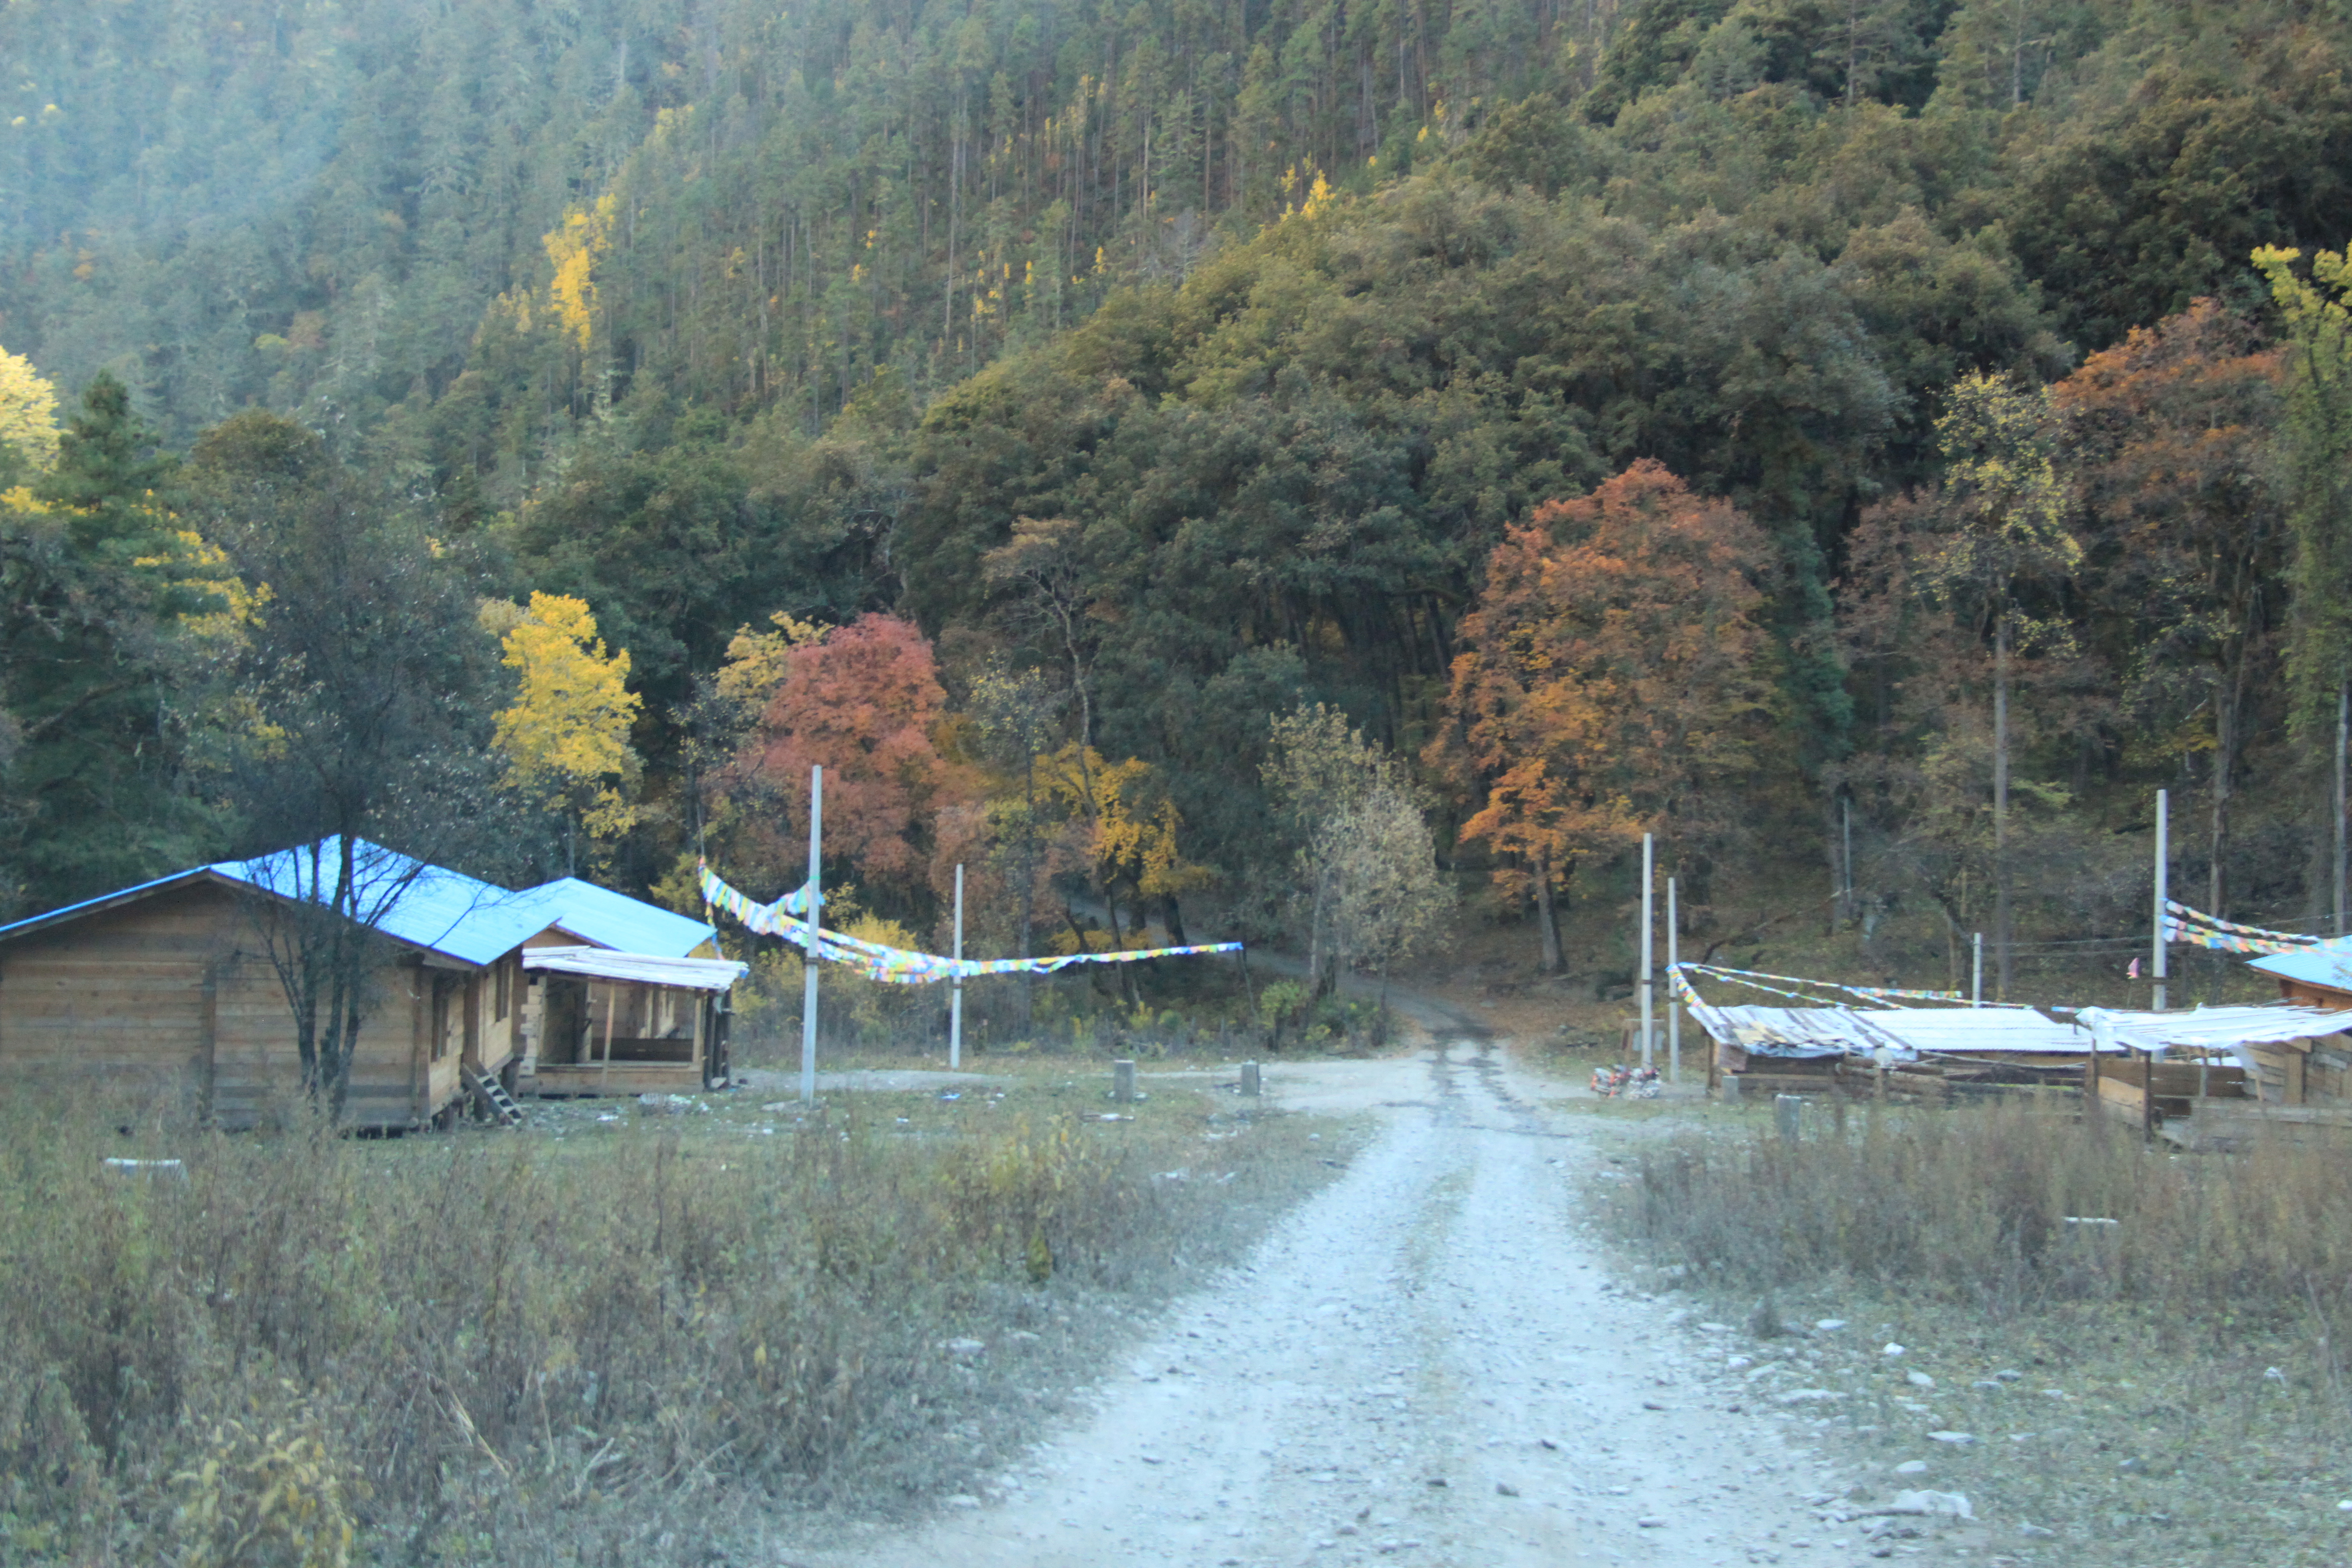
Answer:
[811,1035,1865,1568]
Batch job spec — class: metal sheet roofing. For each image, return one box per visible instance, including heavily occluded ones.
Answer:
[1689,1004,2095,1060]
[522,946,746,990]
[2079,1003,2347,1054]
[0,839,717,966]
[2247,939,2352,992]
[510,877,715,959]
[1689,999,2348,1062]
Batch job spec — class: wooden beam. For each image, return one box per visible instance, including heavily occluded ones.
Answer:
[598,982,615,1097]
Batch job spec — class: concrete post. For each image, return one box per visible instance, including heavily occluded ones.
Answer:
[1240,1060,1261,1097]
[1775,1093,1802,1142]
[1113,1059,1137,1104]
[949,862,964,1071]
[799,765,823,1104]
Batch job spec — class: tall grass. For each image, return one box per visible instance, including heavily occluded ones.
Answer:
[0,1083,1323,1565]
[1621,1103,2352,1323]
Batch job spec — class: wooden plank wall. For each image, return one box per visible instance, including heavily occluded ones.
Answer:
[0,882,442,1129]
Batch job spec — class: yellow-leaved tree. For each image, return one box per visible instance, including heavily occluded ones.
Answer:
[0,342,60,473]
[1035,743,1213,979]
[487,591,642,872]
[544,194,617,352]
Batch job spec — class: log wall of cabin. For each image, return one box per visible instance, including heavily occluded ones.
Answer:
[0,882,455,1129]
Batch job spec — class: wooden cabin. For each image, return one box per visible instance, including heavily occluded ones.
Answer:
[0,841,738,1130]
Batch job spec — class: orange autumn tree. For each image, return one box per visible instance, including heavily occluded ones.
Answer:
[735,613,969,911]
[1429,461,1777,972]
[2057,299,2286,916]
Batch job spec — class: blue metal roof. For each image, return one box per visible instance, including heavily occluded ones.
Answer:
[508,877,715,958]
[0,839,716,965]
[2248,940,2352,992]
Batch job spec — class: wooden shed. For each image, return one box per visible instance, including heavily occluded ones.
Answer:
[0,840,737,1130]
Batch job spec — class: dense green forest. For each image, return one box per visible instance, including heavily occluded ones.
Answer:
[10,0,2352,998]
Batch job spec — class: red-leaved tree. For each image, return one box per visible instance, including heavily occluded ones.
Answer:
[1428,461,1777,972]
[736,613,967,909]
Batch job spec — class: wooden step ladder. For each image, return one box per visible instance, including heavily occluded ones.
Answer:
[467,1066,526,1127]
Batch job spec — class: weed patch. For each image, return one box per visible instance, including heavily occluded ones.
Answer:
[1601,1103,2352,1565]
[0,1078,1348,1565]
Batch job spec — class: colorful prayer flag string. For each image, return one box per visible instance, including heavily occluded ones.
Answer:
[1676,961,1977,1007]
[697,862,1241,984]
[2162,901,2321,952]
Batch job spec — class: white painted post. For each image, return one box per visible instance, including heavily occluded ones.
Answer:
[2337,683,2348,936]
[1972,932,1983,1008]
[1639,833,1655,1072]
[1666,876,1680,1085]
[2153,787,2169,1012]
[799,765,823,1104]
[1841,796,1853,923]
[950,862,965,1071]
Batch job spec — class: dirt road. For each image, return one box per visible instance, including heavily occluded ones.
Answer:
[814,1036,1867,1568]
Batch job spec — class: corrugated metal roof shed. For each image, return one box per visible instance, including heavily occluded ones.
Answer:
[1690,1000,2347,1062]
[1690,1004,2093,1060]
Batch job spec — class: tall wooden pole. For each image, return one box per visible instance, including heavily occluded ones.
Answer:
[1639,833,1655,1072]
[950,862,965,1071]
[799,765,823,1103]
[2152,787,2169,1012]
[1666,876,1679,1084]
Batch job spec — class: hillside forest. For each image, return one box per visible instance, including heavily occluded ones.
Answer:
[10,0,2352,1017]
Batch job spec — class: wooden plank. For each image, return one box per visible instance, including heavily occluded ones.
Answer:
[2199,1103,2352,1128]
[2097,1075,2149,1115]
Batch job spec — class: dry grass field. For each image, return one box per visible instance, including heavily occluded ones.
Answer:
[0,1067,1354,1567]
[1598,1097,2352,1566]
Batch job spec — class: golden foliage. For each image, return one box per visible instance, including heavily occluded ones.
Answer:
[1036,744,1212,904]
[715,610,828,706]
[490,591,643,840]
[0,341,59,468]
[542,193,618,352]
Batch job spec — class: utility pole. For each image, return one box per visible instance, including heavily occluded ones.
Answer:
[2152,787,2169,1012]
[799,765,823,1103]
[1841,796,1853,925]
[1639,833,1655,1072]
[2337,681,2348,936]
[950,863,965,1071]
[1666,876,1680,1084]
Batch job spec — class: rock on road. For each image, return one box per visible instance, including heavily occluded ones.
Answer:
[816,1037,1863,1568]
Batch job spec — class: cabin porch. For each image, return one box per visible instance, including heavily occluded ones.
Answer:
[515,947,741,1099]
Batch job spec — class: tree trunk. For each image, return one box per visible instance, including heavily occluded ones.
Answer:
[1533,847,1563,974]
[1994,614,2012,1001]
